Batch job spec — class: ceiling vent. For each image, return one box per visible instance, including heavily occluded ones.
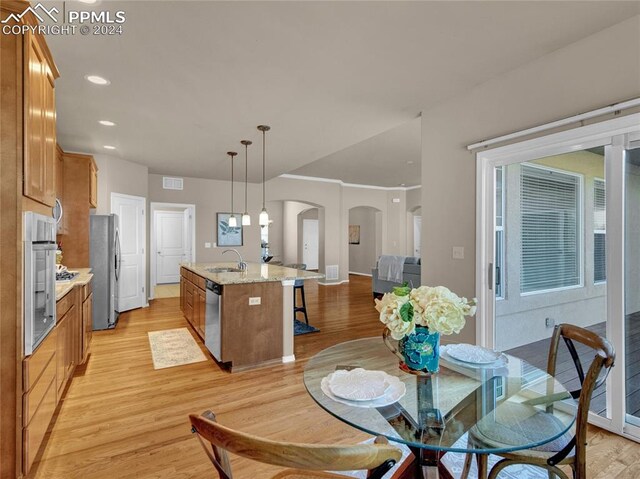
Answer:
[163,177,184,190]
[325,265,339,281]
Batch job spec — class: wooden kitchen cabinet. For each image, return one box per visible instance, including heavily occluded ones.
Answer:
[55,303,76,401]
[22,328,58,474]
[196,288,206,337]
[55,145,66,234]
[180,268,206,340]
[23,31,57,208]
[89,159,98,207]
[81,282,93,363]
[58,152,98,268]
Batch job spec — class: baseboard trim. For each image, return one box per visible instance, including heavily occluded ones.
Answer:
[348,271,372,277]
[318,280,350,286]
[282,355,296,363]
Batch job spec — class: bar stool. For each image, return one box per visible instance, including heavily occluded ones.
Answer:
[286,263,309,325]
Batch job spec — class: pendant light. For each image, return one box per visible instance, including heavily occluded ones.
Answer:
[257,125,271,226]
[240,140,252,226]
[227,151,238,227]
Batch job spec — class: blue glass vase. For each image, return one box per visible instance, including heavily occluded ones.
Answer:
[383,326,440,374]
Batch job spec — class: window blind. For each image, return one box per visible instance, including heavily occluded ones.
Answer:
[594,179,606,283]
[520,165,580,293]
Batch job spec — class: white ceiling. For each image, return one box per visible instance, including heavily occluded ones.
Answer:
[47,1,639,185]
[291,117,421,187]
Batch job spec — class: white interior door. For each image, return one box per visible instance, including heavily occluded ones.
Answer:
[183,208,193,263]
[111,193,146,312]
[413,215,421,257]
[302,219,319,270]
[155,211,186,284]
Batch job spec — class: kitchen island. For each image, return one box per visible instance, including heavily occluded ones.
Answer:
[179,262,323,371]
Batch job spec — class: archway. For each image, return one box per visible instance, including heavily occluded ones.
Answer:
[407,205,422,257]
[347,206,383,276]
[263,199,325,269]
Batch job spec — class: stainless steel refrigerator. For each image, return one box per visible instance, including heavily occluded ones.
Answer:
[90,214,121,330]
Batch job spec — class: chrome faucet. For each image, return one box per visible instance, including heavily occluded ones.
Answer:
[222,249,247,271]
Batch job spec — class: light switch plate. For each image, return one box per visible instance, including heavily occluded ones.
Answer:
[452,246,464,259]
[249,297,261,306]
[205,242,212,248]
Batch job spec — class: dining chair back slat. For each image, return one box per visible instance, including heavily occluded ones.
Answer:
[189,411,403,479]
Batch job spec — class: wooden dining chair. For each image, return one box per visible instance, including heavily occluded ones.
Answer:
[459,323,615,479]
[189,410,403,479]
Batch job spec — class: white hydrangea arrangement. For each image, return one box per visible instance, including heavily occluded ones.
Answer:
[375,285,477,340]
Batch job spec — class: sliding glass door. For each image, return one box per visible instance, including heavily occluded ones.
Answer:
[493,151,608,417]
[476,113,640,439]
[625,140,640,431]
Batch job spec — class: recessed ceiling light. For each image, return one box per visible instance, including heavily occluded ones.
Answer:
[77,0,98,4]
[407,160,414,165]
[85,75,110,85]
[99,120,116,126]
[400,183,406,187]
[103,145,116,150]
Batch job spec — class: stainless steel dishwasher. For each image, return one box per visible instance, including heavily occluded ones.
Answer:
[205,280,222,361]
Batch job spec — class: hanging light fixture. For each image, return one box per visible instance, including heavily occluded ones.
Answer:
[227,151,238,227]
[240,140,252,226]
[257,125,271,226]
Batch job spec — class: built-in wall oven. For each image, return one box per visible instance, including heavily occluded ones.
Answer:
[24,212,57,356]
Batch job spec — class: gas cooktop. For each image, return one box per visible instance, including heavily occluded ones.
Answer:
[56,271,79,282]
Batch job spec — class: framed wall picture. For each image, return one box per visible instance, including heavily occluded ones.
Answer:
[348,225,360,244]
[217,213,243,247]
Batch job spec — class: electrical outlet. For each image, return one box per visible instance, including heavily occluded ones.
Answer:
[452,246,464,259]
[545,317,555,328]
[205,242,212,248]
[249,297,261,306]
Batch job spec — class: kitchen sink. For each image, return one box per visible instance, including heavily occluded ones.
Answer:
[206,267,241,273]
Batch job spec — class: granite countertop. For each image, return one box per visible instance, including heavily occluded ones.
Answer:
[55,268,93,301]
[180,262,324,285]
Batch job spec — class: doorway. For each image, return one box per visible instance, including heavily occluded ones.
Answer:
[111,193,146,312]
[348,206,382,276]
[150,202,196,299]
[302,218,319,270]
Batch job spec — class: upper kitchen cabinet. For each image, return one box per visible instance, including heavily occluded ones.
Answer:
[58,152,98,267]
[89,157,98,208]
[23,30,58,208]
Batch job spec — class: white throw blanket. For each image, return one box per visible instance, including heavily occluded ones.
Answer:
[377,255,406,283]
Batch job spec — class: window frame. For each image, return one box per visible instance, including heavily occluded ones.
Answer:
[593,177,606,285]
[519,162,584,297]
[495,166,505,300]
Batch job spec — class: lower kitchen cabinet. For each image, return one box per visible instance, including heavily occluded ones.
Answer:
[180,267,206,340]
[22,278,93,475]
[82,291,93,363]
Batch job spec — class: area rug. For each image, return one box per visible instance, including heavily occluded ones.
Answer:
[148,328,207,369]
[294,319,320,336]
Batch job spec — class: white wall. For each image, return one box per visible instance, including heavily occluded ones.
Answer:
[420,16,640,344]
[264,200,284,262]
[148,174,263,263]
[348,207,379,275]
[93,154,149,215]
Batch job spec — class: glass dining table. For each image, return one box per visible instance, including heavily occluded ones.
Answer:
[303,337,577,479]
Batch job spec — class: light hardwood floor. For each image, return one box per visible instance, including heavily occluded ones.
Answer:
[28,276,639,478]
